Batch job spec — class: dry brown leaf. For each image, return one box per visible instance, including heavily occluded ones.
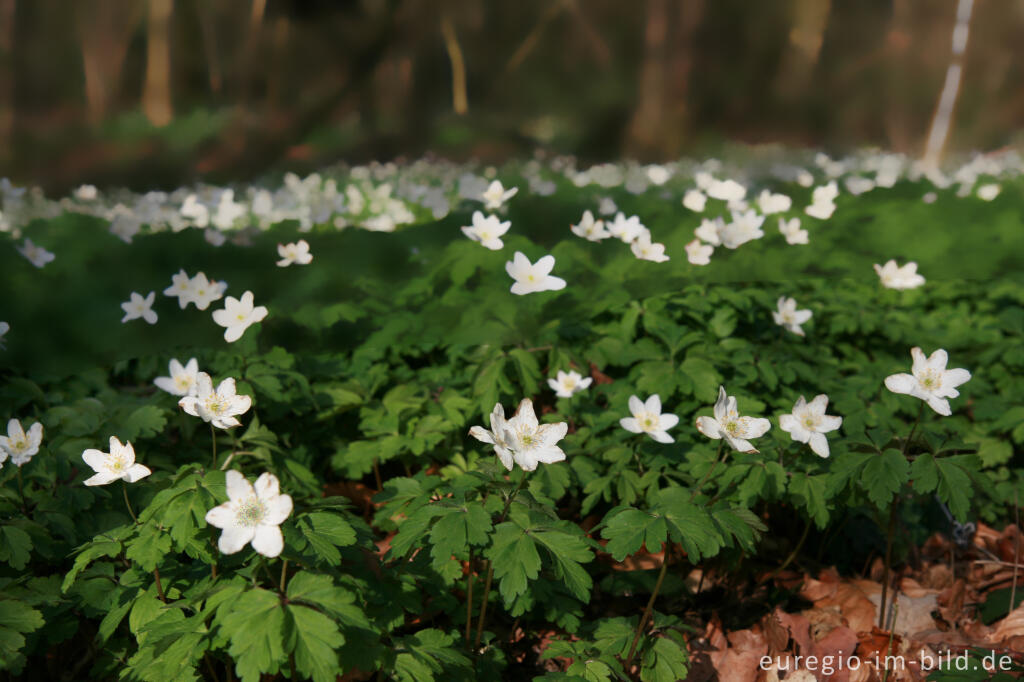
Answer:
[812,625,858,682]
[992,603,1024,643]
[805,607,846,641]
[709,627,766,682]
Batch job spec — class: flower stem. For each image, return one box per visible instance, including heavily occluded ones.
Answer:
[465,549,475,648]
[154,566,166,602]
[473,474,529,650]
[16,468,27,512]
[279,559,289,593]
[210,424,218,469]
[122,481,138,524]
[625,544,672,667]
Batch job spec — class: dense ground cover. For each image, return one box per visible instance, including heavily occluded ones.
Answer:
[1,152,1023,680]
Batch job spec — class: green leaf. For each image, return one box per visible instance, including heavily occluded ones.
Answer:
[861,449,909,509]
[63,540,122,592]
[298,512,357,564]
[0,599,44,670]
[787,474,830,528]
[286,573,370,629]
[218,588,285,682]
[640,634,689,682]
[0,526,32,571]
[285,604,344,682]
[601,508,666,561]
[508,348,542,394]
[656,488,725,562]
[488,522,542,604]
[680,357,720,402]
[532,525,595,602]
[935,456,974,521]
[125,524,172,572]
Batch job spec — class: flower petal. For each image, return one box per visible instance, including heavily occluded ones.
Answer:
[205,503,235,529]
[695,416,722,440]
[263,494,293,525]
[84,471,121,486]
[225,470,254,502]
[82,448,107,472]
[644,394,662,416]
[123,464,151,483]
[252,525,284,557]
[808,432,831,458]
[658,413,679,430]
[218,525,256,555]
[620,417,641,433]
[884,373,916,395]
[649,430,674,444]
[628,395,644,417]
[254,472,280,501]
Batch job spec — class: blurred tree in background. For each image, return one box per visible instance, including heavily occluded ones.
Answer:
[0,0,1022,191]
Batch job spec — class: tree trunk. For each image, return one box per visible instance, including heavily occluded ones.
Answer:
[142,0,173,127]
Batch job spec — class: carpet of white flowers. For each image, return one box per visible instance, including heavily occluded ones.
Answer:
[1,150,1023,681]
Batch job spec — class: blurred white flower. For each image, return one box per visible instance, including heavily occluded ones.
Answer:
[481,180,518,210]
[682,189,707,212]
[276,239,313,266]
[81,436,151,485]
[121,291,158,325]
[685,238,713,265]
[720,210,765,249]
[874,260,925,290]
[181,194,209,227]
[0,321,8,349]
[597,197,617,215]
[179,372,252,429]
[620,394,678,443]
[885,347,971,416]
[164,269,195,308]
[646,164,671,186]
[772,297,812,336]
[154,357,201,397]
[779,395,842,458]
[204,228,227,246]
[695,217,724,246]
[706,178,746,202]
[631,233,670,262]
[756,190,791,215]
[505,251,566,295]
[0,418,43,467]
[778,217,808,245]
[461,211,510,250]
[205,470,293,557]
[844,176,875,196]
[547,370,592,398]
[606,212,645,243]
[470,398,568,471]
[695,386,771,453]
[189,272,227,311]
[74,185,98,201]
[977,183,1000,201]
[570,210,609,242]
[212,291,267,342]
[17,238,55,268]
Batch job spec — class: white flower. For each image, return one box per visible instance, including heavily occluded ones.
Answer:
[547,370,592,398]
[620,394,678,444]
[74,184,98,201]
[469,398,568,471]
[706,178,746,202]
[922,192,937,204]
[630,233,670,262]
[682,190,707,212]
[598,197,617,215]
[189,272,227,311]
[873,260,925,290]
[811,181,839,204]
[205,470,293,557]
[796,170,814,187]
[779,395,843,457]
[0,321,8,349]
[17,238,55,268]
[844,176,875,196]
[606,213,645,243]
[756,190,792,215]
[977,183,1000,201]
[720,210,765,249]
[154,357,200,397]
[276,239,313,267]
[685,239,713,265]
[884,347,971,416]
[646,164,671,185]
[81,436,151,485]
[695,217,724,246]
[461,211,510,250]
[778,217,808,245]
[0,419,43,467]
[481,180,518,210]
[804,201,836,220]
[204,228,227,247]
[178,372,252,429]
[772,297,812,336]
[212,290,268,342]
[570,210,609,242]
[695,386,771,453]
[110,214,141,243]
[181,194,209,227]
[505,251,566,295]
[164,269,195,308]
[121,291,158,324]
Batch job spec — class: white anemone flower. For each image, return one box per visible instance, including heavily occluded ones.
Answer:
[461,211,510,250]
[884,347,971,416]
[0,418,43,467]
[481,180,518,210]
[205,470,293,558]
[178,372,252,429]
[547,370,592,398]
[630,233,670,262]
[154,358,201,397]
[81,437,151,486]
[720,210,765,249]
[212,291,268,342]
[873,260,925,290]
[682,190,707,212]
[570,210,609,242]
[772,297,812,336]
[976,183,1000,201]
[121,291,158,324]
[597,197,617,215]
[0,321,8,349]
[189,272,227,311]
[469,398,568,471]
[706,178,746,202]
[17,238,55,268]
[778,217,808,245]
[606,213,645,243]
[164,269,195,308]
[685,239,713,265]
[620,394,678,444]
[779,395,843,457]
[276,239,313,267]
[756,190,792,215]
[505,251,566,295]
[804,201,836,220]
[695,386,771,453]
[694,217,724,246]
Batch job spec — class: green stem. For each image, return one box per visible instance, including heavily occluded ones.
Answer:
[690,441,725,502]
[16,468,26,512]
[122,481,138,524]
[210,424,218,469]
[279,559,289,593]
[465,549,474,648]
[473,474,529,650]
[624,544,672,667]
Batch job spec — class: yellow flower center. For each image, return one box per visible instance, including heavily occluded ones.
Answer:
[236,497,266,527]
[918,369,941,390]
